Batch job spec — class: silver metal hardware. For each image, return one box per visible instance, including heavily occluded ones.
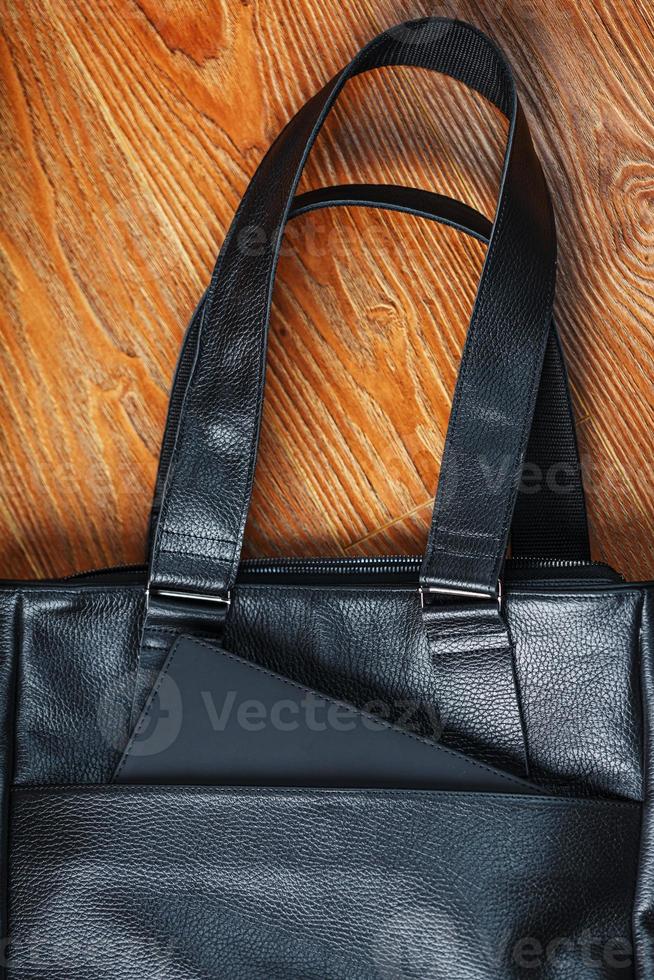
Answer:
[146,586,231,612]
[419,580,502,611]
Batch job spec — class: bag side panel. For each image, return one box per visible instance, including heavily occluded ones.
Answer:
[13,586,142,785]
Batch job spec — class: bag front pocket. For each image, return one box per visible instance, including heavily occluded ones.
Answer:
[8,785,640,979]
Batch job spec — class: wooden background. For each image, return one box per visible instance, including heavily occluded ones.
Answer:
[1,0,653,581]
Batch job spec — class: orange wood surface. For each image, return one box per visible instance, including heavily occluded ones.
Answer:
[1,1,653,580]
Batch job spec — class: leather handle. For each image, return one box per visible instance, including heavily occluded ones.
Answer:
[149,183,589,563]
[290,184,589,562]
[291,183,494,241]
[148,18,558,599]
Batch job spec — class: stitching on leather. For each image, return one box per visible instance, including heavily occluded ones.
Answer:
[504,605,531,777]
[422,143,513,578]
[435,527,501,540]
[421,68,552,586]
[12,588,142,597]
[510,590,638,602]
[161,529,238,546]
[429,644,509,660]
[435,167,557,576]
[144,626,227,641]
[158,547,235,562]
[431,544,497,560]
[11,784,639,810]
[171,636,537,793]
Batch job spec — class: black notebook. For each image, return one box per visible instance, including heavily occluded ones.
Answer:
[115,635,540,793]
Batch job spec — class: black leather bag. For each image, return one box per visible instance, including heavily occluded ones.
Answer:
[2,17,652,980]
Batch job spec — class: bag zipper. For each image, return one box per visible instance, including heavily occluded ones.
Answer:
[236,555,621,586]
[0,555,620,589]
[240,556,610,573]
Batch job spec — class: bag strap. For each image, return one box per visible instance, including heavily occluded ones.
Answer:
[148,18,560,601]
[288,184,590,561]
[149,182,589,562]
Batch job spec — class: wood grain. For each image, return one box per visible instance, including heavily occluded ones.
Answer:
[0,0,653,580]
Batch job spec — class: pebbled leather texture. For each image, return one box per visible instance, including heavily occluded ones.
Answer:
[510,588,644,799]
[421,597,527,774]
[10,580,643,800]
[8,785,641,979]
[12,585,142,785]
